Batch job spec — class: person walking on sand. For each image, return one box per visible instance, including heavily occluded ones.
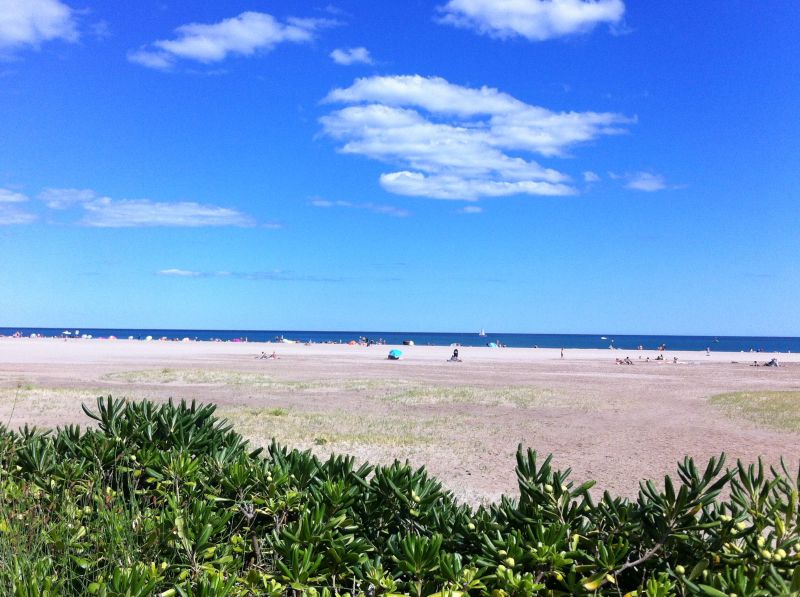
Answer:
[560,348,564,359]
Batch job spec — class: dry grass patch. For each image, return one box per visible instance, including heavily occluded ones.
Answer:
[709,391,800,432]
[0,385,107,421]
[385,384,557,407]
[102,369,398,394]
[103,368,327,390]
[222,406,444,449]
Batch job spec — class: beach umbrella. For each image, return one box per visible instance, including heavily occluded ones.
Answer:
[388,349,403,360]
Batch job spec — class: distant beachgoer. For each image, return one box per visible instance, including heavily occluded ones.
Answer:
[706,347,711,356]
[624,357,633,365]
[449,348,462,362]
[673,356,678,363]
[560,348,564,359]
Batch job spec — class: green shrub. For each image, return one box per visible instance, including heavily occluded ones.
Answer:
[0,397,798,596]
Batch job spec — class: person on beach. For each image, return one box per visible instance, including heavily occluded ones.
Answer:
[449,349,462,362]
[560,348,564,359]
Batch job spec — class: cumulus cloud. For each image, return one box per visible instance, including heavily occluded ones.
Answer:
[0,0,78,52]
[321,75,630,200]
[0,188,28,203]
[311,198,409,217]
[624,171,668,191]
[128,11,330,69]
[438,0,625,41]
[330,46,373,65]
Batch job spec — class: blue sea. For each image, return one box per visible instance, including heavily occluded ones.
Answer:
[1,327,798,353]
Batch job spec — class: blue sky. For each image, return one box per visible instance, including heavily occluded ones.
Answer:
[1,0,798,334]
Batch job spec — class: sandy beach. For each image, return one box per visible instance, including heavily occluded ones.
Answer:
[1,337,798,504]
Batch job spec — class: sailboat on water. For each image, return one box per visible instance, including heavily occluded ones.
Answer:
[478,327,486,337]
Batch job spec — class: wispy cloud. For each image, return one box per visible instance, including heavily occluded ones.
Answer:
[36,187,256,227]
[330,46,373,65]
[0,188,29,203]
[0,205,36,225]
[157,268,201,277]
[311,198,410,217]
[583,171,600,183]
[38,187,96,208]
[0,0,78,53]
[459,205,483,214]
[158,268,342,282]
[623,171,669,192]
[128,11,332,70]
[437,0,625,41]
[321,74,631,200]
[83,198,255,228]
[0,188,35,224]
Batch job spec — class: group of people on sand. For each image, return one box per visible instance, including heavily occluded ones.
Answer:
[752,358,779,367]
[616,355,680,365]
[257,351,279,360]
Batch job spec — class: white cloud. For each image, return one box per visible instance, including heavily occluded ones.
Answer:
[311,198,409,217]
[380,172,572,200]
[157,268,341,282]
[459,205,483,214]
[128,11,329,69]
[82,198,255,227]
[330,46,373,65]
[0,188,28,203]
[0,0,78,51]
[583,170,600,182]
[158,268,202,277]
[36,187,256,227]
[321,75,630,200]
[38,187,96,208]
[0,205,36,225]
[624,171,668,192]
[438,0,625,41]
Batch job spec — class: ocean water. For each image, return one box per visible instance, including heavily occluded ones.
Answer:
[1,327,798,352]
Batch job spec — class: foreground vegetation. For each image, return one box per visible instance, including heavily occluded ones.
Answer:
[1,398,799,596]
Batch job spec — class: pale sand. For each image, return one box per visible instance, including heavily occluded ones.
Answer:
[1,337,798,504]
